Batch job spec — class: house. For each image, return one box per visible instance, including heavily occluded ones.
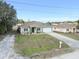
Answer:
[76,25,79,33]
[12,23,23,31]
[43,23,52,33]
[52,23,77,33]
[20,21,52,35]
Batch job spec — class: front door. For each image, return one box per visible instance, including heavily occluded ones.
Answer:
[32,27,35,33]
[73,28,76,32]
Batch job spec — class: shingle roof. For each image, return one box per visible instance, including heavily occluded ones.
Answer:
[21,21,44,28]
[43,23,52,28]
[53,23,77,29]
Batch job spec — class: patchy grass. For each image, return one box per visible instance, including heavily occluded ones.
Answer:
[30,48,74,59]
[56,32,79,40]
[15,33,69,56]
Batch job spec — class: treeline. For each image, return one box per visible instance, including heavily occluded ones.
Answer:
[0,1,17,34]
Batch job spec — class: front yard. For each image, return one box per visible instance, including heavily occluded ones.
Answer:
[14,33,70,57]
[56,32,79,40]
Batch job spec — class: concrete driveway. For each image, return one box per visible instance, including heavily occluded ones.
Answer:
[46,32,79,48]
[45,32,79,59]
[0,35,30,59]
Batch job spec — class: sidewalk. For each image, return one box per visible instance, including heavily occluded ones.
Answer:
[50,50,79,59]
[0,35,30,59]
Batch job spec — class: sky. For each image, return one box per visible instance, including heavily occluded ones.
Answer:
[6,0,79,22]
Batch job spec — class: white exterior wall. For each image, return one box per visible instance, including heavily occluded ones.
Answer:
[12,26,18,31]
[69,28,73,32]
[37,28,43,33]
[34,28,43,33]
[53,28,67,33]
[70,28,76,32]
[53,27,77,33]
[20,27,24,34]
[20,27,43,35]
[76,29,79,32]
[20,27,29,35]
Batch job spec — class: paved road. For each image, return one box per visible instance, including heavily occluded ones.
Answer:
[0,35,30,59]
[50,50,79,59]
[46,32,79,48]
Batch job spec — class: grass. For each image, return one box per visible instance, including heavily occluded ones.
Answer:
[15,33,69,56]
[56,32,79,40]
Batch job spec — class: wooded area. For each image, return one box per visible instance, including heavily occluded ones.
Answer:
[0,1,16,34]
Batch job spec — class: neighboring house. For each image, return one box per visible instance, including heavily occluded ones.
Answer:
[52,23,77,33]
[20,21,52,35]
[76,25,79,33]
[12,23,23,31]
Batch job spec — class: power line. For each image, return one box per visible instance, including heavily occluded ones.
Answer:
[6,0,79,9]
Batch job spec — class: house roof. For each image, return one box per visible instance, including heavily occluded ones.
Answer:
[21,21,44,28]
[53,23,77,29]
[43,23,52,28]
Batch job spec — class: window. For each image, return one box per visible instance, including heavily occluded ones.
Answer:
[37,28,40,33]
[37,28,40,31]
[73,28,75,30]
[66,29,69,31]
[24,28,28,31]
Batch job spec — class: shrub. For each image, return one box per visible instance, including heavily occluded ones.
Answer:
[0,25,6,34]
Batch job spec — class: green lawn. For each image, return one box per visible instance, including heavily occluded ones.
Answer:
[15,33,69,56]
[56,32,79,40]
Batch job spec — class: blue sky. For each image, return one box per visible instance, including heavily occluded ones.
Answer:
[6,0,79,22]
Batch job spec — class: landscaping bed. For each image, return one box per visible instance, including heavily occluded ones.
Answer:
[14,33,70,57]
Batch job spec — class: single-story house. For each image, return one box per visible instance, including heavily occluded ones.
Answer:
[43,23,52,33]
[76,25,79,33]
[12,23,23,31]
[52,23,77,33]
[20,21,52,35]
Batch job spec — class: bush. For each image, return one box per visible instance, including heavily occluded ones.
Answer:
[0,25,6,34]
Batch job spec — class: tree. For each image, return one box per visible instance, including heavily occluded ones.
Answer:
[46,22,52,26]
[0,0,4,2]
[0,1,17,34]
[17,19,25,24]
[76,20,79,29]
[77,20,79,25]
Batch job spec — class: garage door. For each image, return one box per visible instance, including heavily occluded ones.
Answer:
[43,28,52,33]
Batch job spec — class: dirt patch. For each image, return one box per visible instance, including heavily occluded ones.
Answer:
[30,48,74,59]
